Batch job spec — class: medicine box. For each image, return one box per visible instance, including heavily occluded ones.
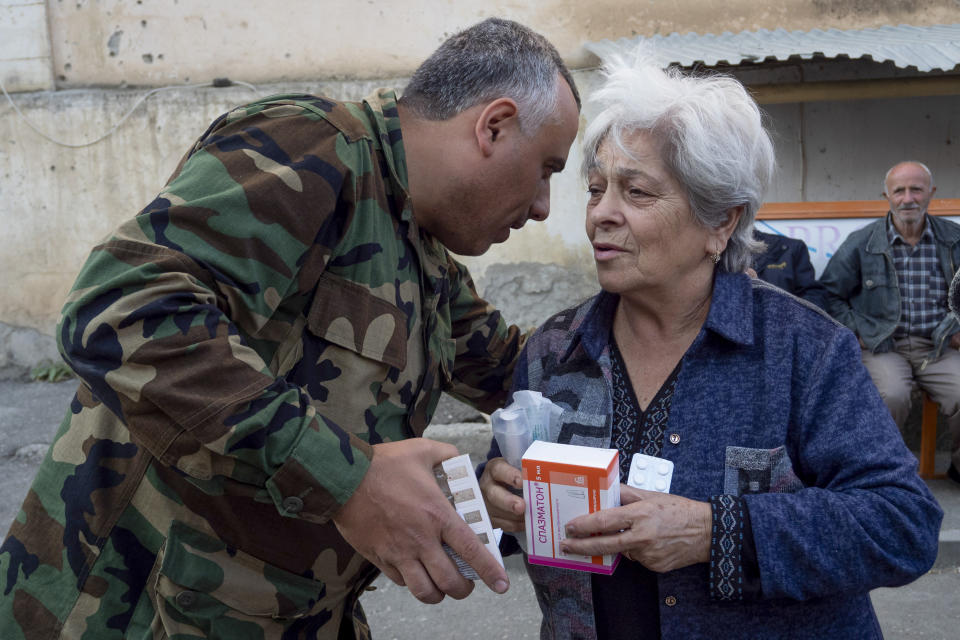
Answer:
[521,440,621,574]
[435,454,504,579]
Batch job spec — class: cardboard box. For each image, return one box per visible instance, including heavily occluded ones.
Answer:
[522,440,621,574]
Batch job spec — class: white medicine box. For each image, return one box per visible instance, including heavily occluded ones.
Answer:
[521,440,621,574]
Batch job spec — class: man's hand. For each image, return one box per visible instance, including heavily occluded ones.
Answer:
[559,485,711,573]
[332,438,509,604]
[479,457,525,533]
[950,333,960,350]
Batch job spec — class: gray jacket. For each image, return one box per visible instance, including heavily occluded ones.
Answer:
[820,214,960,366]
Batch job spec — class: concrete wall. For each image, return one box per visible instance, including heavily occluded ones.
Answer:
[765,95,960,202]
[0,0,53,91]
[22,0,959,93]
[0,79,390,332]
[5,0,959,94]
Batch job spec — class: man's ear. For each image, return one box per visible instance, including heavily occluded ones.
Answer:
[474,98,519,157]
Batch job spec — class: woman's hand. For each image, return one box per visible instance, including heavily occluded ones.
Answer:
[559,485,711,573]
[479,457,526,533]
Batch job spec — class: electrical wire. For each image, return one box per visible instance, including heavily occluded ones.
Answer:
[0,77,260,149]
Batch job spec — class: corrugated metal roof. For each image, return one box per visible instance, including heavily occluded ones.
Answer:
[585,23,960,73]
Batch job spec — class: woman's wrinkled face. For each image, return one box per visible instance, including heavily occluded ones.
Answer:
[585,130,715,296]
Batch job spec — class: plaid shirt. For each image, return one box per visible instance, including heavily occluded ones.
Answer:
[888,214,948,338]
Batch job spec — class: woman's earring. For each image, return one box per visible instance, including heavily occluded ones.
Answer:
[712,249,722,264]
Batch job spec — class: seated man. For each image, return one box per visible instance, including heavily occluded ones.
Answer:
[749,229,827,309]
[821,161,960,483]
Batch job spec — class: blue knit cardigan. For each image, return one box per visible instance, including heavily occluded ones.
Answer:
[491,271,942,639]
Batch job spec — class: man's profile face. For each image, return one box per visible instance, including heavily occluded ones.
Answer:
[884,163,936,231]
[438,79,580,256]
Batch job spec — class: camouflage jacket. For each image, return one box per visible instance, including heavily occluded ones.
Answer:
[0,90,523,640]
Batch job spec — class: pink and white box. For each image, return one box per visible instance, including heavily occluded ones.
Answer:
[522,440,621,574]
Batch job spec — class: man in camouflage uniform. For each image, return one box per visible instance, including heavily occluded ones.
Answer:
[0,18,580,639]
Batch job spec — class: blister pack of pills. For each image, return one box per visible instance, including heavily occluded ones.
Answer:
[626,453,674,493]
[434,454,504,579]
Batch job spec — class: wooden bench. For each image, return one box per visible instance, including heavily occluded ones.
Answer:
[919,392,945,480]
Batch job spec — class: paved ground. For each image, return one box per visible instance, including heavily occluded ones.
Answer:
[363,565,960,640]
[0,378,75,531]
[1,378,959,638]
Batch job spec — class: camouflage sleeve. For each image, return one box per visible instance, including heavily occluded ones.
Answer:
[56,102,373,525]
[443,258,526,414]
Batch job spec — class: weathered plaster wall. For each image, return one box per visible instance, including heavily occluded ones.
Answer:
[0,79,391,334]
[764,95,960,202]
[9,0,955,92]
[0,0,53,91]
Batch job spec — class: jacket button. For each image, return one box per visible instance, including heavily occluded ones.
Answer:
[669,433,680,445]
[283,496,304,514]
[664,595,677,606]
[865,279,874,287]
[176,590,199,609]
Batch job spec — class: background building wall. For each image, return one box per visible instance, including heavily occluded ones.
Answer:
[0,0,52,91]
[764,95,960,202]
[29,0,960,92]
[2,1,960,373]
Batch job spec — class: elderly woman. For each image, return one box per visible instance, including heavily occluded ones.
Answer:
[479,55,942,639]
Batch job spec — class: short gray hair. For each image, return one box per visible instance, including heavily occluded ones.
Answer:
[400,17,580,135]
[883,161,935,192]
[582,52,774,273]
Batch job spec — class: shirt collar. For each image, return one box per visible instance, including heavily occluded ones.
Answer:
[361,90,454,283]
[562,271,755,363]
[361,89,413,222]
[886,212,933,245]
[561,290,618,362]
[702,271,755,346]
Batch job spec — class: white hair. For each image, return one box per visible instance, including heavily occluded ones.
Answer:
[582,50,775,272]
